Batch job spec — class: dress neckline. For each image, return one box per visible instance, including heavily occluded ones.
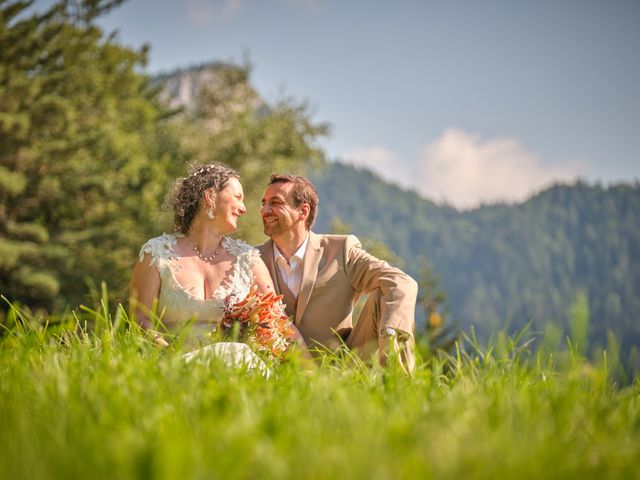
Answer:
[166,235,237,303]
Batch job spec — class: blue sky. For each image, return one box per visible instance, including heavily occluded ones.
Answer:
[38,0,640,206]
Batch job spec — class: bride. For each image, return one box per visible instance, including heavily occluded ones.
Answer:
[130,163,300,369]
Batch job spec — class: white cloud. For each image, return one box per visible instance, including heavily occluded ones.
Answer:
[342,129,584,209]
[344,146,413,186]
[417,128,583,208]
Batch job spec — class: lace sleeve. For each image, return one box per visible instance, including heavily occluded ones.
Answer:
[223,237,261,291]
[223,237,259,264]
[138,233,180,266]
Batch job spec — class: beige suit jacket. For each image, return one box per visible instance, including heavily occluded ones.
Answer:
[257,232,418,349]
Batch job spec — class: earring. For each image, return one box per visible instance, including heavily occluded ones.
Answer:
[207,208,216,220]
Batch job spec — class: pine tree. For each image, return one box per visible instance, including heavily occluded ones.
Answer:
[0,0,175,309]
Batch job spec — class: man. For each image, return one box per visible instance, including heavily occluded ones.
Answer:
[257,174,418,371]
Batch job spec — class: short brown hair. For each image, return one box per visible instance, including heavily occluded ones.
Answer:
[269,174,319,229]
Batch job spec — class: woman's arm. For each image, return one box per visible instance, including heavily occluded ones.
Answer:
[250,256,276,294]
[250,257,310,356]
[130,253,168,347]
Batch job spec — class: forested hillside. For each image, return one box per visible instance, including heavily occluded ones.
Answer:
[310,162,640,362]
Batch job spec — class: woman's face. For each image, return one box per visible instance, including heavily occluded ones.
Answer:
[212,177,246,232]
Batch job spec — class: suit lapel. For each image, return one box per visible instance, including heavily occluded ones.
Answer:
[296,232,323,324]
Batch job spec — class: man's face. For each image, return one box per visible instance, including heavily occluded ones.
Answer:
[260,182,305,238]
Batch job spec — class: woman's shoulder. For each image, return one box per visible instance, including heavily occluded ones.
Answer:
[139,233,183,265]
[222,237,259,263]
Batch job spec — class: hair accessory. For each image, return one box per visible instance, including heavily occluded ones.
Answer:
[188,165,215,179]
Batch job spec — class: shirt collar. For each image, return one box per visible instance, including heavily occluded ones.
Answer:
[274,234,309,266]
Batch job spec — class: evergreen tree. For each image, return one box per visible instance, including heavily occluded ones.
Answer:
[0,0,176,309]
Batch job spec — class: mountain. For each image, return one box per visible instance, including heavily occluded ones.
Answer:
[154,62,262,133]
[309,161,640,360]
[153,63,640,364]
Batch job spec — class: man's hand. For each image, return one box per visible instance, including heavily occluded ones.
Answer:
[379,328,411,374]
[154,336,169,348]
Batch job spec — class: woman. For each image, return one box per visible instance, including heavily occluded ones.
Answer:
[130,163,298,367]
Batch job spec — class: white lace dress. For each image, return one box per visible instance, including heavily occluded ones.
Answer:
[139,233,268,373]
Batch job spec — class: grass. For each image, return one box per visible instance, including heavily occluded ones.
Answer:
[1,296,639,479]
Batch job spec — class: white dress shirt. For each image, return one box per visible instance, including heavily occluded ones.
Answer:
[273,235,308,298]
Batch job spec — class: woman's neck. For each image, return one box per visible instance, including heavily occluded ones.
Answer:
[188,216,224,256]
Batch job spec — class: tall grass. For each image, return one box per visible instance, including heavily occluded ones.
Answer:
[1,293,639,479]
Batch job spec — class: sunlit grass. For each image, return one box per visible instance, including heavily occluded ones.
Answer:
[1,294,639,479]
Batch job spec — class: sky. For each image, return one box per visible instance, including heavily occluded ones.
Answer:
[37,0,640,207]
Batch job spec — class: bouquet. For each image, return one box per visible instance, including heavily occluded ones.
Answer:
[222,289,296,361]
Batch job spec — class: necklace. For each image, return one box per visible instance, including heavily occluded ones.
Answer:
[190,237,223,263]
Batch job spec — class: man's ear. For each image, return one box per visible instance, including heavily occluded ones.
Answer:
[299,203,311,221]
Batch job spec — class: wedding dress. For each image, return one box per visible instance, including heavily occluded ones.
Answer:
[139,233,269,375]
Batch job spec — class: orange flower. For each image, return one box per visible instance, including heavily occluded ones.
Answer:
[222,289,295,361]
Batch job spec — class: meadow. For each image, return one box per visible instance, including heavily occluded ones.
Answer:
[1,295,639,480]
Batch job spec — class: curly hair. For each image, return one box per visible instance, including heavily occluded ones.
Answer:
[167,163,240,234]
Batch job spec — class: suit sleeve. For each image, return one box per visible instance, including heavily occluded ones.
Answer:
[342,235,418,336]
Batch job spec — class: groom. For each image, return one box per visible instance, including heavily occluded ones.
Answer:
[257,174,418,371]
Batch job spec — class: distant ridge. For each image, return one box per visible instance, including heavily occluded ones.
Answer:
[153,62,261,132]
[310,161,640,362]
